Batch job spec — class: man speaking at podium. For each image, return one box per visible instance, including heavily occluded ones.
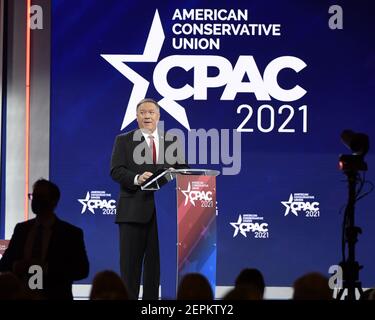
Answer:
[110,98,188,300]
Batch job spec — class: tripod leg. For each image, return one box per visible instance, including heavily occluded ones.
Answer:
[357,286,364,299]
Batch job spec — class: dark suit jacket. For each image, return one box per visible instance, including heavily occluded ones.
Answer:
[0,217,89,300]
[110,129,188,223]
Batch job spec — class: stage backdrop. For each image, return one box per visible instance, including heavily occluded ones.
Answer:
[50,0,375,295]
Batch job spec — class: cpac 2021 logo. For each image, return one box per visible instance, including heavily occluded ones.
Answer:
[230,214,269,239]
[281,193,320,218]
[180,182,213,208]
[101,10,307,131]
[78,191,116,215]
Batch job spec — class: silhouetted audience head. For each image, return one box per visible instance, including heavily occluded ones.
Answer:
[30,179,61,215]
[293,272,333,300]
[90,270,128,300]
[0,272,27,299]
[235,268,265,299]
[177,273,213,300]
[223,286,262,300]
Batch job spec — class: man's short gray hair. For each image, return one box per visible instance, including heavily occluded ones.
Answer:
[136,98,160,112]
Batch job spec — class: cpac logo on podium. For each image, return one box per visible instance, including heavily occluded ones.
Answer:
[281,193,320,218]
[230,214,269,238]
[180,182,213,207]
[78,191,116,215]
[101,10,306,131]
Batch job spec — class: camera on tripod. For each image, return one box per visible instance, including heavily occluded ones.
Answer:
[339,130,369,172]
[336,129,370,300]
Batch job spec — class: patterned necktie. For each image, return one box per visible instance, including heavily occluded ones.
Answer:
[31,224,44,260]
[148,135,156,164]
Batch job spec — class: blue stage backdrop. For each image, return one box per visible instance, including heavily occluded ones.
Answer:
[50,0,375,294]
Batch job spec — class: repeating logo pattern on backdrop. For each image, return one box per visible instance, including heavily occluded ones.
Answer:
[78,191,116,215]
[230,214,270,239]
[281,193,320,218]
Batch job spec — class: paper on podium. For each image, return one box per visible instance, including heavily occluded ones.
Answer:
[140,168,220,191]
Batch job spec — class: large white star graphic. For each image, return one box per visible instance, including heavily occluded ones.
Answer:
[281,193,298,216]
[101,10,190,131]
[78,192,95,214]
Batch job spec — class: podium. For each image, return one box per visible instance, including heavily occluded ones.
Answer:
[141,168,220,299]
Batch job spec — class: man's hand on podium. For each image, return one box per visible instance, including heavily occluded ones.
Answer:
[137,171,153,185]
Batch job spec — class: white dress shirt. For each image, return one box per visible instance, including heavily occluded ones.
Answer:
[134,128,159,185]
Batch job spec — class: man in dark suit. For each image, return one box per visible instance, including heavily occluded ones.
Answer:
[110,98,187,300]
[0,179,89,300]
